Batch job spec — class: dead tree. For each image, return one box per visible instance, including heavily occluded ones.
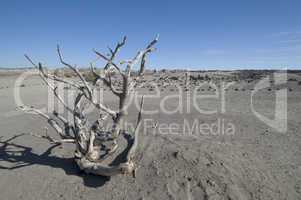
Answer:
[21,36,158,177]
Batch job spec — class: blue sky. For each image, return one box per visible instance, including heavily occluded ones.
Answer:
[0,0,300,69]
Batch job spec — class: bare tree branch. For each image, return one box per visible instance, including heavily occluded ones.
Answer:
[57,45,93,98]
[90,64,122,96]
[22,36,158,177]
[25,54,82,89]
[139,34,159,75]
[104,36,127,70]
[19,106,64,138]
[126,96,144,162]
[93,49,124,76]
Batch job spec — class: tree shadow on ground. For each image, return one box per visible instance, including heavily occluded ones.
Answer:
[0,134,111,188]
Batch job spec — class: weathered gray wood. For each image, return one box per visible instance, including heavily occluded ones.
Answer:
[22,36,158,177]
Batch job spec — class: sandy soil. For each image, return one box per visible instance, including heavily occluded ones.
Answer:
[0,71,301,200]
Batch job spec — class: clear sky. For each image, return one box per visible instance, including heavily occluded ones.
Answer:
[0,0,300,69]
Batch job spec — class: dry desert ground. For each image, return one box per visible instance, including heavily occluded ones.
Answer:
[0,69,301,200]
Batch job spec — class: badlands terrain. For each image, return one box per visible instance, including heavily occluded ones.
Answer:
[0,69,301,200]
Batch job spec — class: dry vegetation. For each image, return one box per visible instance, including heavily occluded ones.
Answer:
[20,36,158,176]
